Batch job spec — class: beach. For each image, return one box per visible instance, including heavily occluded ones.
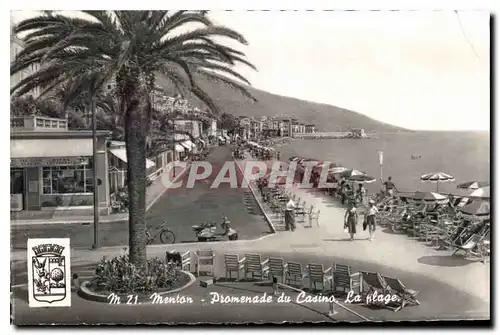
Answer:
[275,131,490,195]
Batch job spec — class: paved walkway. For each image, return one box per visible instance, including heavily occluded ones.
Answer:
[11,154,490,323]
[11,165,189,226]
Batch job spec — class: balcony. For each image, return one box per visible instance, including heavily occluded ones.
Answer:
[11,116,68,132]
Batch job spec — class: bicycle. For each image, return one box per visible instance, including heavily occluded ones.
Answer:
[146,222,176,245]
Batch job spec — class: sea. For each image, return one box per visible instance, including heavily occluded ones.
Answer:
[275,131,490,196]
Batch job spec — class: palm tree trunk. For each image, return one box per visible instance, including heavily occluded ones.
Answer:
[124,99,149,267]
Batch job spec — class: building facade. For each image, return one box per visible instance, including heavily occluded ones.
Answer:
[305,124,316,133]
[10,116,111,214]
[11,29,39,97]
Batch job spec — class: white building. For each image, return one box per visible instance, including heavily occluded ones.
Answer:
[11,24,39,97]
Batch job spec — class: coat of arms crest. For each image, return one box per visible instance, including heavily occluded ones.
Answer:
[27,238,71,307]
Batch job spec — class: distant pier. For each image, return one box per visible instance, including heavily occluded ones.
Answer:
[293,132,373,139]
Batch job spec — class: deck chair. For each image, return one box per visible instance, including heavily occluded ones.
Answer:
[285,262,306,287]
[244,253,269,280]
[268,257,287,282]
[224,254,246,280]
[331,264,361,295]
[453,234,482,257]
[308,210,320,228]
[194,249,215,277]
[361,271,401,310]
[360,271,389,298]
[305,263,332,292]
[382,276,420,312]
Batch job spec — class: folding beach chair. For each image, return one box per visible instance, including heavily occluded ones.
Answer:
[360,271,398,309]
[361,271,388,296]
[453,235,483,258]
[382,276,420,312]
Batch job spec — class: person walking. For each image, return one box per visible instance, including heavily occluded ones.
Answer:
[285,198,296,231]
[365,199,379,241]
[344,203,358,241]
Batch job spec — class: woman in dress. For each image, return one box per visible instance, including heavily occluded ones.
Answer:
[344,203,358,241]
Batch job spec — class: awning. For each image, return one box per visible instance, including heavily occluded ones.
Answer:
[180,141,192,151]
[109,148,156,169]
[11,138,93,158]
[175,144,185,152]
[184,140,195,149]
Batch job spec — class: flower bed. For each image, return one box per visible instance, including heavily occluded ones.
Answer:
[82,254,192,299]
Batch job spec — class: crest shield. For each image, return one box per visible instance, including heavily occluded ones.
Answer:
[32,255,66,303]
[27,238,71,307]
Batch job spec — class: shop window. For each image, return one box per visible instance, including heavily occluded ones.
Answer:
[42,164,93,194]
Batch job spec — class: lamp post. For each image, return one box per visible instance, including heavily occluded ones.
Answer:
[378,150,384,188]
[172,119,176,178]
[90,97,100,249]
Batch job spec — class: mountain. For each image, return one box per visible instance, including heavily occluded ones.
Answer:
[156,76,408,133]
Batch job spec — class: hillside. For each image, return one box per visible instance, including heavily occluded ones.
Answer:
[157,77,407,133]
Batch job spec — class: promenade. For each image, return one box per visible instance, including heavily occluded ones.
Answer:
[10,154,490,323]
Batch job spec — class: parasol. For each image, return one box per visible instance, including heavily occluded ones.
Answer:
[420,172,455,192]
[460,201,490,220]
[409,191,449,204]
[341,169,368,179]
[469,186,490,199]
[330,166,348,174]
[457,181,489,190]
[348,174,376,183]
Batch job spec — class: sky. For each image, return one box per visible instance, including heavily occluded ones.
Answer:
[11,10,490,131]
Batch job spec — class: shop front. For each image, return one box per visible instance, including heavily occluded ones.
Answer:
[10,129,111,215]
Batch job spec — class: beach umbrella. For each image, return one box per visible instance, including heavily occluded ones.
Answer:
[315,162,342,169]
[348,174,376,183]
[341,169,367,178]
[330,166,348,174]
[469,186,490,199]
[409,191,449,204]
[420,172,455,192]
[457,181,489,190]
[460,201,490,220]
[298,158,317,166]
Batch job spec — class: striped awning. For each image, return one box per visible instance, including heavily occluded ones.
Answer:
[174,144,185,152]
[181,141,193,151]
[109,148,155,168]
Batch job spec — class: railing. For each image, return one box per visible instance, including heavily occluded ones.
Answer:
[271,278,370,321]
[10,116,68,131]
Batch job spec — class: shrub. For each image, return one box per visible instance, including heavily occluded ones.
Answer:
[90,254,179,294]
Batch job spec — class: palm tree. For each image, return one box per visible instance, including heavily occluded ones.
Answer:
[11,10,256,267]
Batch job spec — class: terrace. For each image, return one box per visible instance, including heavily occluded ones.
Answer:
[11,115,68,132]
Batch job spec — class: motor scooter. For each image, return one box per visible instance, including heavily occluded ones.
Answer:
[193,216,238,242]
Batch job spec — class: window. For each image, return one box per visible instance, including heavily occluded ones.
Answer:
[42,164,93,194]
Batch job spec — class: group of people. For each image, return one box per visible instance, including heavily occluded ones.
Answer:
[342,176,398,242]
